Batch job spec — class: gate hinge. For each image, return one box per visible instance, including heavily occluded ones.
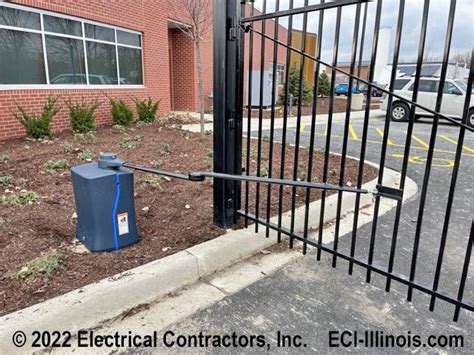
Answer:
[374,184,403,201]
[229,16,239,41]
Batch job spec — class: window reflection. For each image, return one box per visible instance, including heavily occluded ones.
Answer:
[46,36,86,85]
[0,29,46,84]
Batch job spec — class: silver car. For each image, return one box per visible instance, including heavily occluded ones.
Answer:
[381,77,474,128]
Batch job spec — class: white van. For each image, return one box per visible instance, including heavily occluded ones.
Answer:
[381,77,474,128]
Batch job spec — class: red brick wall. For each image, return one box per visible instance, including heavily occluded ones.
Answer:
[169,29,196,111]
[0,0,214,140]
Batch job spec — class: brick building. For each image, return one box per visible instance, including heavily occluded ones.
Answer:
[0,1,297,140]
[0,0,214,140]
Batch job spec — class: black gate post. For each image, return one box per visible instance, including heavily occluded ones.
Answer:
[213,0,244,227]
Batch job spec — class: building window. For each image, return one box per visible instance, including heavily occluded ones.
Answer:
[269,62,285,85]
[0,3,143,87]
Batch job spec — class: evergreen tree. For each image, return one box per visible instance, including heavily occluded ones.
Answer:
[317,72,331,97]
[279,66,313,105]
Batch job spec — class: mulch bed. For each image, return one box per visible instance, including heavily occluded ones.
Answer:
[0,120,377,316]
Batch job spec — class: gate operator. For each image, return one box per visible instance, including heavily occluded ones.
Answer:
[71,153,401,252]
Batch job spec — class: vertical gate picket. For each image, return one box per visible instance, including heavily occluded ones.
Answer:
[366,0,405,283]
[332,2,361,268]
[407,0,457,302]
[318,5,342,261]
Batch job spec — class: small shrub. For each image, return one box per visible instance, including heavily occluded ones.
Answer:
[0,154,9,162]
[260,166,269,178]
[85,131,97,143]
[120,134,139,150]
[62,141,73,153]
[205,130,213,136]
[1,190,40,205]
[66,97,100,133]
[13,96,61,139]
[134,97,160,123]
[43,159,68,174]
[0,176,13,187]
[160,143,171,154]
[78,149,94,161]
[206,149,213,158]
[330,169,338,177]
[107,96,134,126]
[112,124,126,133]
[74,133,85,143]
[145,176,163,189]
[7,250,62,283]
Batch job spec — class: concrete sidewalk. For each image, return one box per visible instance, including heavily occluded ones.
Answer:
[182,110,385,134]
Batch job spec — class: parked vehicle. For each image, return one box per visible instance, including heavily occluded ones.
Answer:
[359,83,384,97]
[381,77,474,128]
[335,83,358,96]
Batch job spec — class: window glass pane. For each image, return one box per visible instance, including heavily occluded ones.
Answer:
[43,15,82,36]
[85,23,114,42]
[393,79,410,90]
[417,80,435,92]
[46,36,86,85]
[0,6,40,30]
[118,47,143,85]
[86,41,117,85]
[0,29,46,84]
[117,30,141,47]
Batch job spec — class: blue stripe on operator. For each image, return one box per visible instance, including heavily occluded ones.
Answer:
[112,172,121,251]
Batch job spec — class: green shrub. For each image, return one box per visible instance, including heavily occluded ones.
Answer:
[43,159,68,174]
[112,124,126,133]
[66,98,100,133]
[120,134,139,150]
[0,176,13,187]
[278,66,313,105]
[7,250,62,283]
[13,96,61,139]
[1,191,40,205]
[78,149,94,161]
[62,141,73,153]
[134,97,160,123]
[107,97,134,126]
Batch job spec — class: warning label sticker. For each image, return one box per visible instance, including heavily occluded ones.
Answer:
[117,212,129,235]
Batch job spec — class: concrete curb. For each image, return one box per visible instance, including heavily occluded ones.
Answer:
[0,163,401,351]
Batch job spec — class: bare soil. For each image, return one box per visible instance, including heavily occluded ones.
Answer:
[0,121,377,316]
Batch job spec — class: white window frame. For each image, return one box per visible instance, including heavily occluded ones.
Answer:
[0,2,145,89]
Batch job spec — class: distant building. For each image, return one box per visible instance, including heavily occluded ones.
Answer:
[289,30,318,85]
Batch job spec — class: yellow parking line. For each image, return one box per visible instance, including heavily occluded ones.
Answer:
[324,123,328,136]
[440,135,474,153]
[300,125,306,132]
[411,134,430,149]
[313,131,474,157]
[349,124,359,140]
[375,127,394,145]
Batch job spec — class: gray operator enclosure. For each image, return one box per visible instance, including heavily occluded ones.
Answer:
[71,153,138,252]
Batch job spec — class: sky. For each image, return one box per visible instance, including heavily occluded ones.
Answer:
[252,0,473,65]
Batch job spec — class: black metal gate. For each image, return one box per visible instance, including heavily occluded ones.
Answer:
[213,0,473,321]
